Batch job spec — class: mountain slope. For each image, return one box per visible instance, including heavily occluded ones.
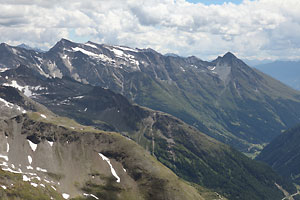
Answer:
[255,60,300,90]
[0,168,65,200]
[256,123,300,185]
[0,88,209,200]
[1,39,300,153]
[0,65,296,200]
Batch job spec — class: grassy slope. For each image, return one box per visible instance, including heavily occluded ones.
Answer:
[126,111,296,200]
[0,169,64,200]
[256,124,300,184]
[125,65,300,154]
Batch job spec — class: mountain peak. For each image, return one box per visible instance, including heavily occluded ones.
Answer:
[0,42,9,48]
[59,38,72,43]
[212,52,239,63]
[17,43,45,52]
[17,43,32,49]
[49,38,75,52]
[223,52,238,60]
[212,52,243,64]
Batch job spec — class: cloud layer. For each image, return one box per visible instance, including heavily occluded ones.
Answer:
[0,0,300,60]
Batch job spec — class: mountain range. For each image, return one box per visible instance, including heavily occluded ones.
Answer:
[255,60,300,91]
[1,64,297,199]
[1,39,300,199]
[0,39,300,155]
[17,44,45,53]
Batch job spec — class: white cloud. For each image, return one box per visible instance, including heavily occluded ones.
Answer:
[0,0,299,60]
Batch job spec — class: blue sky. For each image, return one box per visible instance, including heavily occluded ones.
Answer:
[186,0,244,5]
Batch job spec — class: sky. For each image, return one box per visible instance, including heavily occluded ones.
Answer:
[0,0,300,61]
[187,0,243,5]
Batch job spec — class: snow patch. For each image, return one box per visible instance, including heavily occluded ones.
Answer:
[73,96,84,99]
[98,153,120,183]
[72,47,115,63]
[32,176,41,181]
[31,182,38,187]
[6,142,9,153]
[51,185,56,191]
[40,114,47,119]
[11,48,19,54]
[26,166,33,170]
[72,47,99,57]
[26,172,37,176]
[0,98,26,113]
[28,155,32,165]
[32,85,47,91]
[27,140,37,152]
[2,167,22,174]
[40,183,45,187]
[0,155,8,162]
[84,108,87,112]
[0,67,9,72]
[23,175,30,182]
[111,48,124,57]
[62,193,70,199]
[3,80,33,97]
[114,46,139,52]
[0,161,8,167]
[85,42,98,49]
[83,193,99,199]
[0,98,14,108]
[48,141,54,147]
[36,167,47,172]
[208,66,216,71]
[1,185,7,189]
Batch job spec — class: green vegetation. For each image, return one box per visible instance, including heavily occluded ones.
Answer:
[128,113,296,200]
[257,123,300,184]
[0,169,64,200]
[22,79,298,199]
[121,57,300,155]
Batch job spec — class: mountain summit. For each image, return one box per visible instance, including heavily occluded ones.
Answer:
[0,39,299,154]
[223,51,237,59]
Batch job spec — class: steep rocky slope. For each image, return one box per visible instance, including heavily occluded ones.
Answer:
[0,66,296,200]
[1,39,300,153]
